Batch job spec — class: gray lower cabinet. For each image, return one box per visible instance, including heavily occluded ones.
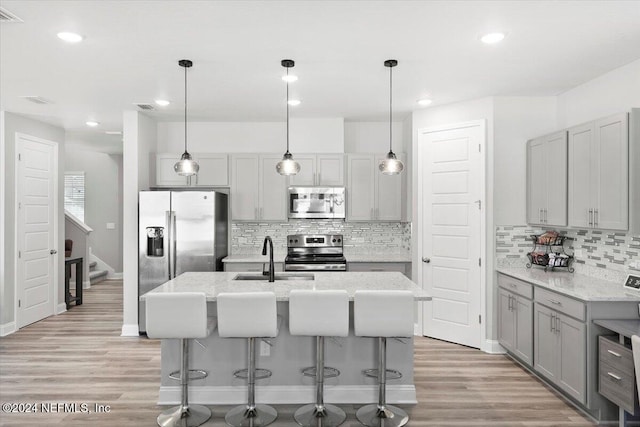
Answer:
[223,262,284,273]
[533,300,586,405]
[498,287,533,366]
[347,262,411,278]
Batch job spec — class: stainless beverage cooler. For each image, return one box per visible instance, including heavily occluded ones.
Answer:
[138,190,228,332]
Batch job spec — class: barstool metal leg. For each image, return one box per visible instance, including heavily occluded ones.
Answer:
[355,337,409,427]
[225,337,278,427]
[157,338,211,427]
[294,336,346,427]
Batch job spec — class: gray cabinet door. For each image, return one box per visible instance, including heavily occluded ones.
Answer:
[259,155,287,221]
[498,288,515,352]
[514,296,533,366]
[568,122,594,228]
[545,132,568,226]
[534,303,558,382]
[557,312,587,404]
[527,137,546,225]
[347,155,375,220]
[231,155,260,220]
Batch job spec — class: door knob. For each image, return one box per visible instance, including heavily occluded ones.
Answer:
[50,249,57,255]
[422,257,431,263]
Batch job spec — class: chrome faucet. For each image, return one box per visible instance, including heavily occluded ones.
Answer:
[262,236,275,282]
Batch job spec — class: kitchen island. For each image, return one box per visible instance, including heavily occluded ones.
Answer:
[142,271,430,406]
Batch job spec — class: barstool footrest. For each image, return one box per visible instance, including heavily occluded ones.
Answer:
[233,368,272,380]
[362,368,403,380]
[168,369,208,381]
[301,366,341,378]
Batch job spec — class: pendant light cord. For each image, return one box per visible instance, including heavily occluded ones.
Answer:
[286,67,290,154]
[184,64,188,154]
[389,64,393,153]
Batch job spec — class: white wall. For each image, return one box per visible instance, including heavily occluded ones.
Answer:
[493,97,558,225]
[157,118,345,153]
[121,111,157,336]
[344,121,404,153]
[1,112,66,332]
[65,150,123,272]
[558,59,640,128]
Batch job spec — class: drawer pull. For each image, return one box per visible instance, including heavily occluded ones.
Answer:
[509,283,516,288]
[607,372,622,381]
[548,299,563,306]
[607,349,622,358]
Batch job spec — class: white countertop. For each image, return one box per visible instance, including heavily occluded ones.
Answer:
[221,252,411,263]
[141,271,431,301]
[496,267,640,302]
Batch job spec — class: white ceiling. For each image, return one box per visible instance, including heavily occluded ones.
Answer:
[1,0,640,153]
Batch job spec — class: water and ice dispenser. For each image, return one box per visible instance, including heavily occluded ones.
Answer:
[146,227,164,257]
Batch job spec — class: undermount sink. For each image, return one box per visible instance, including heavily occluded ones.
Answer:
[233,273,315,281]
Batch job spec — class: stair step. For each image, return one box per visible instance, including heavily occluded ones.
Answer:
[89,269,108,285]
[89,261,97,270]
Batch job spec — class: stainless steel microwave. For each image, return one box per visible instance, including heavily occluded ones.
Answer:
[288,187,346,219]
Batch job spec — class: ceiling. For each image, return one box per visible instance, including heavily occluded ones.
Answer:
[1,0,640,153]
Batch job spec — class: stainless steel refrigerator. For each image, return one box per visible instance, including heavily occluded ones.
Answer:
[138,190,228,332]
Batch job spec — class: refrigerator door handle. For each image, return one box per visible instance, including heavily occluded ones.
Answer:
[171,211,177,278]
[166,211,172,280]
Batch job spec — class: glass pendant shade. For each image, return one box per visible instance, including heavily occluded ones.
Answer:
[276,152,300,175]
[174,151,199,176]
[380,59,404,175]
[379,151,404,175]
[277,59,299,176]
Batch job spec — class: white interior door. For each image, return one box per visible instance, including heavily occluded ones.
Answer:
[16,134,57,328]
[418,123,483,349]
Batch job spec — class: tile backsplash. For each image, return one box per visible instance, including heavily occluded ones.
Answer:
[231,221,411,254]
[496,225,640,280]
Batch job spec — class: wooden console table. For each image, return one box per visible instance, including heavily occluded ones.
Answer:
[65,257,83,309]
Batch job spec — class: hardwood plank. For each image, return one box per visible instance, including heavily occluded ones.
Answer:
[0,280,595,426]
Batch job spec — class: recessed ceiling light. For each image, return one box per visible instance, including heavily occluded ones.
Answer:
[86,121,99,127]
[57,32,83,43]
[282,75,298,83]
[287,99,301,106]
[417,98,433,106]
[155,99,170,106]
[480,32,505,44]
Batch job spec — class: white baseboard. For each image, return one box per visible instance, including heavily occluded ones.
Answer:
[82,280,91,290]
[56,303,67,314]
[0,321,16,337]
[121,323,139,337]
[158,385,417,406]
[482,339,506,354]
[109,272,123,279]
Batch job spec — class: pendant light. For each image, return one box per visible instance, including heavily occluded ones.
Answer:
[379,59,404,175]
[174,59,199,176]
[276,59,300,176]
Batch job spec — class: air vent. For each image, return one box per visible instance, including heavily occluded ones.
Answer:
[21,96,53,105]
[0,7,23,22]
[134,103,155,111]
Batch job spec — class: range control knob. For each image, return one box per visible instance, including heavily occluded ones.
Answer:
[332,239,336,243]
[337,238,341,242]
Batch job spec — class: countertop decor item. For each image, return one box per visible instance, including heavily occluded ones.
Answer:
[379,59,404,175]
[173,59,199,177]
[526,232,574,272]
[276,59,300,176]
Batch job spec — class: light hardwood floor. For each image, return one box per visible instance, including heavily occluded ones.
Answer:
[0,281,594,426]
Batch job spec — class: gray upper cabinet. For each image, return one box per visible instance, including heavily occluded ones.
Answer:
[287,154,344,186]
[230,154,286,221]
[568,113,629,230]
[347,153,403,221]
[526,131,567,226]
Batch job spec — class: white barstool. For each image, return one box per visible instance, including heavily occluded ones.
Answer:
[146,292,216,427]
[217,292,278,427]
[354,290,414,427]
[289,289,349,427]
[632,335,640,404]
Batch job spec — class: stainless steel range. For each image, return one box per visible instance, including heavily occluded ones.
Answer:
[284,234,347,271]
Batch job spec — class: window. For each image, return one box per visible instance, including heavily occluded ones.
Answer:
[64,172,85,222]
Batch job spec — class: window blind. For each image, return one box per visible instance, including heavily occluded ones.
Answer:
[64,172,85,222]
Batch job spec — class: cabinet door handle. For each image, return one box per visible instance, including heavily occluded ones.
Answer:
[548,299,562,306]
[507,295,512,311]
[607,372,622,381]
[539,208,543,223]
[594,209,598,227]
[544,209,548,223]
[550,313,555,332]
[607,349,622,358]
[588,208,593,226]
[555,315,560,334]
